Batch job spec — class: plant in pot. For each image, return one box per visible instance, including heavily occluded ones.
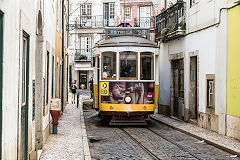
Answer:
[79,54,87,60]
[160,27,170,42]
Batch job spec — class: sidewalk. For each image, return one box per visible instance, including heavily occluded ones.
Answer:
[150,114,240,157]
[40,100,91,160]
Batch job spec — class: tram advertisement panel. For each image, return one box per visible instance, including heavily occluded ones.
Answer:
[100,82,154,104]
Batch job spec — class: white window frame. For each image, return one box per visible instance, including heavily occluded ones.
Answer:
[81,3,92,18]
[80,36,92,54]
[123,7,131,20]
[109,3,115,19]
[22,36,27,105]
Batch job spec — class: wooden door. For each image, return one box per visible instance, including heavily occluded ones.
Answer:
[190,56,197,119]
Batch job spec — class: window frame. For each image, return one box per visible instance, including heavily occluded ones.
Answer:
[140,52,154,80]
[109,3,115,19]
[206,74,215,111]
[81,3,92,19]
[101,52,117,80]
[119,51,138,80]
[80,36,92,52]
[22,35,28,105]
[123,6,132,20]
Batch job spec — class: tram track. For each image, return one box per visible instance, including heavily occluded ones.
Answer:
[121,126,204,160]
[148,117,205,160]
[120,128,161,160]
[146,127,204,160]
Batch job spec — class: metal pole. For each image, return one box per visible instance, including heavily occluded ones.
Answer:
[77,94,79,108]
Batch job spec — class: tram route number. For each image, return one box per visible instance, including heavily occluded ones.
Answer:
[100,82,109,96]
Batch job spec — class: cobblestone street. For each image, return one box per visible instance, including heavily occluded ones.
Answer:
[84,108,240,160]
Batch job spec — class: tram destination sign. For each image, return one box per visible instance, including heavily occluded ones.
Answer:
[106,28,150,39]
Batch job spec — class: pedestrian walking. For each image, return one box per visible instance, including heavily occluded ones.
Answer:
[70,83,77,104]
[89,76,93,99]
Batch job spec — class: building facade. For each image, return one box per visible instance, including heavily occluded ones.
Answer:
[0,0,68,159]
[68,0,156,90]
[156,0,240,140]
[226,0,240,140]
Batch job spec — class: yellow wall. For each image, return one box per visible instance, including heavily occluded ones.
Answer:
[55,0,62,98]
[227,6,240,118]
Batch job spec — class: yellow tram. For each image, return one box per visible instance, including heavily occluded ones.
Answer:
[93,27,159,125]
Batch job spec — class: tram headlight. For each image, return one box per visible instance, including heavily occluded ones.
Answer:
[110,106,114,110]
[124,96,132,103]
[143,106,147,110]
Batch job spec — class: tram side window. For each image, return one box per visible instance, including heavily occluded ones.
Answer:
[140,52,154,80]
[120,51,137,79]
[102,52,116,79]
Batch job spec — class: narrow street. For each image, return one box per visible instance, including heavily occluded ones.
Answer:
[83,102,240,160]
[1,0,240,159]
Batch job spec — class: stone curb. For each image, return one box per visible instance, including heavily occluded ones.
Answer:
[79,96,92,160]
[150,115,240,157]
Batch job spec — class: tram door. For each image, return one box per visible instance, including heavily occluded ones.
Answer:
[172,59,184,119]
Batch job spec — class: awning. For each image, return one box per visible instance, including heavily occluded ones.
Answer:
[74,67,94,71]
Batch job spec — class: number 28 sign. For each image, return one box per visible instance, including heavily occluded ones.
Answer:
[100,82,109,96]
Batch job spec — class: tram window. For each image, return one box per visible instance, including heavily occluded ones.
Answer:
[140,52,154,80]
[120,51,137,79]
[102,52,116,79]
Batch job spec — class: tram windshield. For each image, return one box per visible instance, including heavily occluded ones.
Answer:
[120,51,137,79]
[102,52,116,79]
[140,52,154,80]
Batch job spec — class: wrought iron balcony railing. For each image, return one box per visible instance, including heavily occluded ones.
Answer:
[74,48,92,61]
[67,15,155,30]
[155,1,186,43]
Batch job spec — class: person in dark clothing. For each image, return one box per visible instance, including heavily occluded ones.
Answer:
[89,77,93,99]
[70,83,77,104]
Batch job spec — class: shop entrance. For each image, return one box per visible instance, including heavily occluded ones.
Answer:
[79,71,88,89]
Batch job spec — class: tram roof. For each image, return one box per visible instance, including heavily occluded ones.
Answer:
[94,36,158,48]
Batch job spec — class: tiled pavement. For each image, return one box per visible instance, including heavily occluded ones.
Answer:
[40,100,91,160]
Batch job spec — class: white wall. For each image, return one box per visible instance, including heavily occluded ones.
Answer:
[0,0,38,159]
[159,27,217,113]
[0,0,58,158]
[42,0,57,138]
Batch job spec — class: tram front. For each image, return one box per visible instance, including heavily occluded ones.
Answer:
[93,34,159,125]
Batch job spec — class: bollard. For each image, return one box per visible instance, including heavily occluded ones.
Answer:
[77,94,79,108]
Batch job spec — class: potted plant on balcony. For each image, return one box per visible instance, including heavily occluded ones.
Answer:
[79,54,87,60]
[167,24,177,38]
[160,27,170,42]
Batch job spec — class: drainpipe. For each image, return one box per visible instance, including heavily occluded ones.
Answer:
[62,0,65,112]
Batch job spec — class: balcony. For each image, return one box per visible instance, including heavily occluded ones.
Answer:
[67,15,155,30]
[155,1,186,43]
[74,49,92,61]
